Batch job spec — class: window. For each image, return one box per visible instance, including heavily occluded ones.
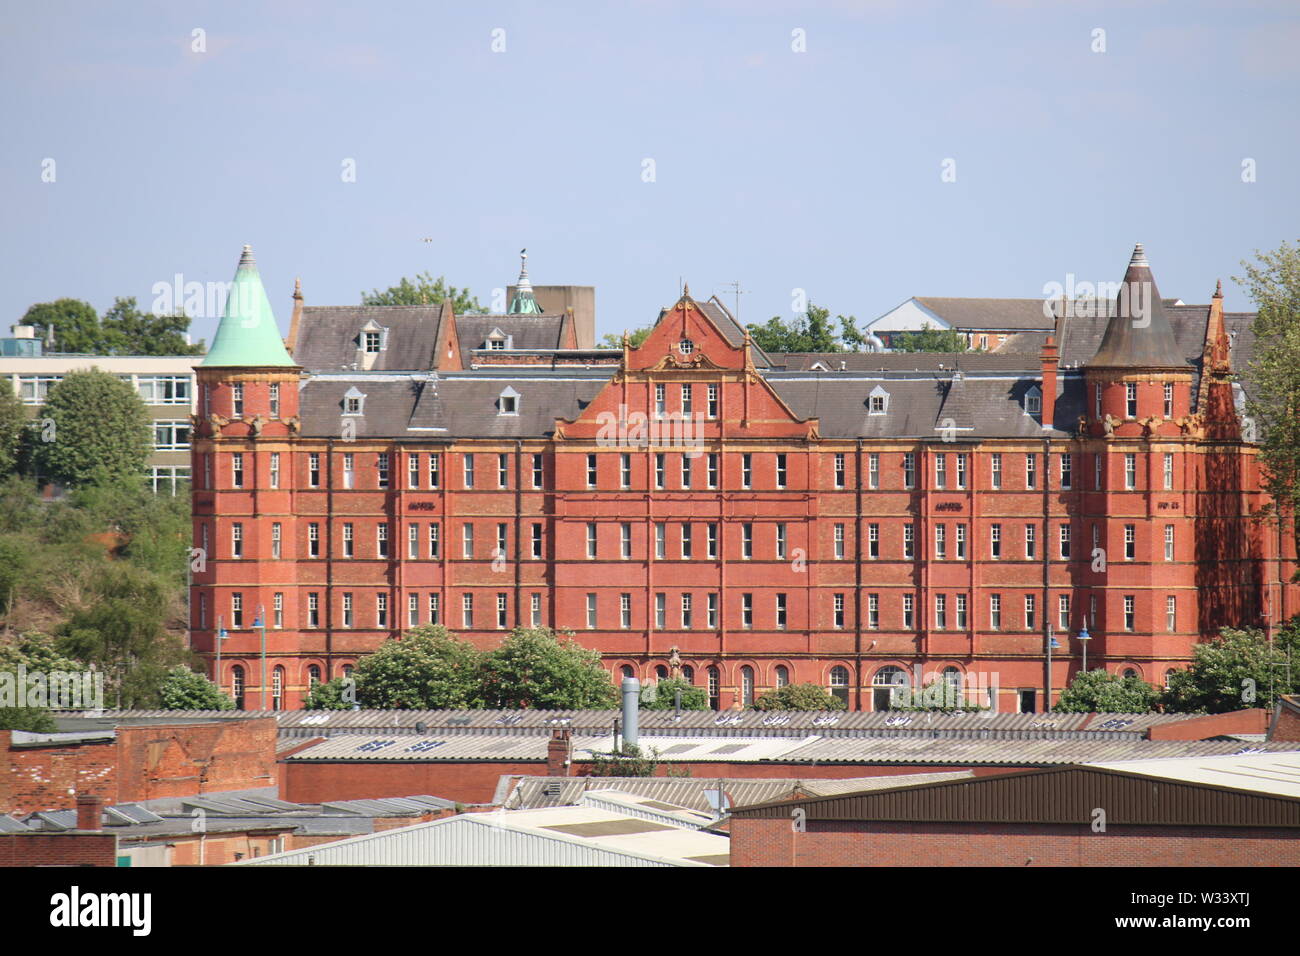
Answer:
[955,524,967,560]
[231,453,243,488]
[364,330,381,353]
[741,593,753,628]
[407,454,419,489]
[775,665,789,687]
[903,453,915,489]
[681,593,693,628]
[153,421,191,450]
[430,453,441,489]
[1024,595,1036,630]
[655,523,666,560]
[868,453,879,489]
[741,523,753,559]
[707,453,718,489]
[707,384,719,418]
[1166,595,1176,631]
[231,522,243,559]
[1095,383,1103,419]
[135,374,190,405]
[430,594,441,625]
[343,393,360,415]
[1094,454,1103,490]
[1058,594,1070,630]
[1125,453,1137,490]
[655,593,666,628]
[991,453,1002,489]
[1060,454,1072,489]
[935,454,947,490]
[990,523,1002,559]
[837,523,848,560]
[1163,453,1174,490]
[1025,454,1037,490]
[342,522,354,558]
[990,594,1001,630]
[265,451,280,489]
[377,453,389,489]
[708,667,720,709]
[1124,525,1136,560]
[499,390,518,415]
[707,523,718,559]
[586,523,597,560]
[377,523,389,558]
[530,523,543,559]
[654,453,665,489]
[307,593,319,628]
[308,523,320,558]
[498,453,508,488]
[408,523,419,560]
[681,524,693,559]
[462,594,473,628]
[1164,382,1174,418]
[1126,382,1138,418]
[376,593,388,628]
[531,454,542,489]
[935,594,947,629]
[935,524,947,560]
[342,453,354,490]
[956,453,967,489]
[776,454,787,488]
[1092,524,1100,553]
[1025,388,1041,416]
[463,454,475,489]
[834,453,846,488]
[496,523,507,560]
[1059,525,1071,559]
[903,594,914,629]
[272,522,282,559]
[903,523,914,560]
[956,593,968,629]
[775,523,787,560]
[18,375,62,405]
[868,387,889,414]
[620,523,632,560]
[620,453,631,489]
[741,666,755,707]
[429,523,441,559]
[858,594,869,630]
[1025,525,1036,559]
[232,384,244,416]
[741,453,752,489]
[707,593,718,628]
[680,454,692,489]
[681,384,692,417]
[1124,595,1135,631]
[342,593,353,628]
[199,593,207,629]
[408,593,419,627]
[586,594,597,629]
[654,384,666,418]
[272,667,283,711]
[620,593,632,629]
[462,524,474,560]
[204,455,211,489]
[1164,525,1174,562]
[775,594,787,629]
[871,666,903,710]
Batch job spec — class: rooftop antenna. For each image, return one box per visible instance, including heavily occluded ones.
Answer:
[718,280,747,321]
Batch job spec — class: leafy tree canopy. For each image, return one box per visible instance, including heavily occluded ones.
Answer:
[1054,669,1162,713]
[746,304,852,353]
[362,272,482,313]
[158,666,234,710]
[481,627,620,709]
[0,707,57,732]
[20,297,203,355]
[640,676,709,711]
[31,369,153,488]
[304,676,353,711]
[0,384,25,479]
[751,682,847,711]
[353,625,484,709]
[1162,623,1300,714]
[889,323,971,353]
[600,327,652,349]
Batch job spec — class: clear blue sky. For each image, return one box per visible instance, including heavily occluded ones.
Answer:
[3,0,1297,348]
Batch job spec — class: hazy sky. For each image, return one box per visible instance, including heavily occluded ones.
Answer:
[3,0,1297,348]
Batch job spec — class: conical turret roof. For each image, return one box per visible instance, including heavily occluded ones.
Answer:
[1085,243,1189,369]
[508,248,544,315]
[201,245,297,368]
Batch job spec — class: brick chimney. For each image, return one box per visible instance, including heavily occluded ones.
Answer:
[75,794,102,831]
[546,727,572,777]
[1040,336,1059,428]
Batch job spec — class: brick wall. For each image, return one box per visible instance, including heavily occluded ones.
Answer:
[0,833,118,867]
[1272,703,1300,742]
[1145,709,1270,740]
[731,819,1300,867]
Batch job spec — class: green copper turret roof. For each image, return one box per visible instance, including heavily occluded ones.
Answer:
[508,248,545,315]
[201,245,297,368]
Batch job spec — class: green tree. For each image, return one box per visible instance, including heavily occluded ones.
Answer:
[31,369,152,487]
[1162,624,1300,714]
[1237,241,1300,561]
[158,666,234,710]
[0,536,32,614]
[746,304,865,353]
[600,327,652,349]
[640,676,708,710]
[751,682,847,711]
[0,632,85,675]
[890,323,971,353]
[586,743,661,777]
[481,627,619,709]
[0,708,57,732]
[100,297,204,356]
[304,676,353,710]
[352,625,484,709]
[1054,669,1162,713]
[362,272,482,313]
[0,384,24,478]
[19,299,109,353]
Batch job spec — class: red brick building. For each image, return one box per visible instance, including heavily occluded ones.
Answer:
[189,245,1298,711]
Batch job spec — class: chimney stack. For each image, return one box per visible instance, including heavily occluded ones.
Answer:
[75,794,102,831]
[546,726,572,777]
[1040,336,1059,429]
[621,677,640,750]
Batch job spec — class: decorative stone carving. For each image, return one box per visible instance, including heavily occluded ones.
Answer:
[668,646,682,679]
[1103,413,1116,437]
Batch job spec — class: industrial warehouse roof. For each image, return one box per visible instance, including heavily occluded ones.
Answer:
[237,805,730,867]
[1088,751,1300,799]
[725,763,1300,829]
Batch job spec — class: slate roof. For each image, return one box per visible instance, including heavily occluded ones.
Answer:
[292,305,447,372]
[913,297,1057,332]
[457,313,569,366]
[1086,245,1189,369]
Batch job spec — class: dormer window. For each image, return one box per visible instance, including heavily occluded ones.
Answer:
[364,331,381,353]
[489,339,506,350]
[498,386,520,416]
[485,328,511,351]
[868,385,890,415]
[1025,386,1041,416]
[343,386,365,416]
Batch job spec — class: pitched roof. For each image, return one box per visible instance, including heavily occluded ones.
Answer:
[201,245,296,368]
[292,305,445,371]
[912,297,1057,332]
[1085,244,1190,369]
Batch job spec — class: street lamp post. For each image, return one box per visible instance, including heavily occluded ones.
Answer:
[1046,626,1061,713]
[1077,623,1092,673]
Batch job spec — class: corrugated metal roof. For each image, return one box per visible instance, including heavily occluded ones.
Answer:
[1089,751,1300,799]
[0,815,31,833]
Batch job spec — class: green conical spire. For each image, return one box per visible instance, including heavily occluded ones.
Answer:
[201,244,296,368]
